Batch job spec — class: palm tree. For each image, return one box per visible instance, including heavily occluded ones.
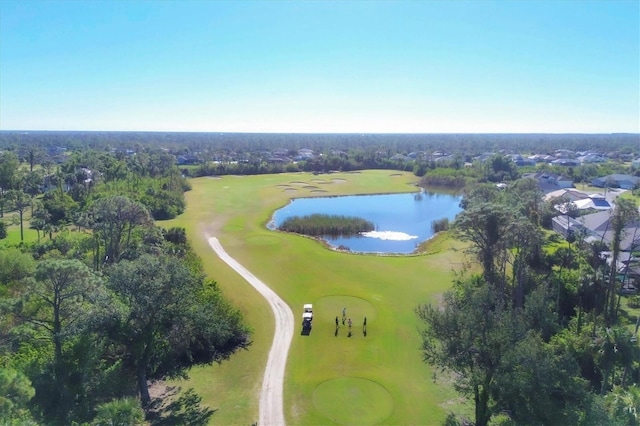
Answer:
[605,385,640,425]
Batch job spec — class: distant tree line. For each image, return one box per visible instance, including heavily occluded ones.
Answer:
[2,131,638,158]
[1,133,638,190]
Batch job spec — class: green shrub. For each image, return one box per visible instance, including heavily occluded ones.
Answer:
[431,218,450,233]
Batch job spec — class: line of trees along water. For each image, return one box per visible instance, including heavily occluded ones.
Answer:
[0,147,251,425]
[418,179,640,426]
[279,214,374,236]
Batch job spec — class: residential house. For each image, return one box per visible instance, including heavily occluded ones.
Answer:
[576,210,640,251]
[551,215,585,237]
[577,153,607,163]
[528,154,555,163]
[573,196,611,211]
[591,174,640,190]
[551,158,579,167]
[545,189,611,212]
[524,172,574,194]
[544,188,590,202]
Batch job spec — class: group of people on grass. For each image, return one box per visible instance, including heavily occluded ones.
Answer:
[335,307,367,337]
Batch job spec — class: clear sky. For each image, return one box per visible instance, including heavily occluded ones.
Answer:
[0,0,638,133]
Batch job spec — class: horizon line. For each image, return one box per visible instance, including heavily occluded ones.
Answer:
[1,129,638,136]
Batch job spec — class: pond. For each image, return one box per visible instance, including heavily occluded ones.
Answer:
[269,190,463,254]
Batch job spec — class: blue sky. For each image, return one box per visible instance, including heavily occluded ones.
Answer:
[0,0,638,133]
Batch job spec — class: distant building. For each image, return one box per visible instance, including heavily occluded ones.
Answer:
[551,158,579,166]
[577,153,607,163]
[591,174,640,190]
[176,155,199,165]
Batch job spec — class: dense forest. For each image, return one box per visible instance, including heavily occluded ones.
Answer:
[0,145,250,425]
[419,180,640,426]
[0,132,639,424]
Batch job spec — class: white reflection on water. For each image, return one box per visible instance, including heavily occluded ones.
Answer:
[360,230,418,241]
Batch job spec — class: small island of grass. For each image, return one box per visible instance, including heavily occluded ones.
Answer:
[279,214,374,236]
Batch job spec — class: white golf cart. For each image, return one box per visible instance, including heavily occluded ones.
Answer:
[302,304,313,330]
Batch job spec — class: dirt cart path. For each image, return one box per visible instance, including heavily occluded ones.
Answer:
[207,237,293,426]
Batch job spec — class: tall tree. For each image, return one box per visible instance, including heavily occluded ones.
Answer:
[452,202,516,293]
[30,201,51,242]
[0,152,19,218]
[484,154,519,182]
[605,198,639,325]
[16,259,108,422]
[107,254,249,407]
[42,190,78,226]
[605,385,640,426]
[417,277,514,426]
[7,190,32,242]
[89,196,152,264]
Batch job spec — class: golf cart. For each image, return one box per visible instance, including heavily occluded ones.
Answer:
[302,304,313,330]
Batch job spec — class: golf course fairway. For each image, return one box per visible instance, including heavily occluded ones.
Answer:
[161,170,470,425]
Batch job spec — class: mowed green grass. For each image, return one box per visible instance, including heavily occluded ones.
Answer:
[0,219,39,247]
[161,171,469,425]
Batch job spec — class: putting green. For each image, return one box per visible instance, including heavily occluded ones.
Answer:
[315,295,377,326]
[313,377,394,425]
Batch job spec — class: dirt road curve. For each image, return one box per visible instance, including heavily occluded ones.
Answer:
[207,237,294,426]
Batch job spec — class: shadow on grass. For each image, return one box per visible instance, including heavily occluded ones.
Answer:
[146,387,215,426]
